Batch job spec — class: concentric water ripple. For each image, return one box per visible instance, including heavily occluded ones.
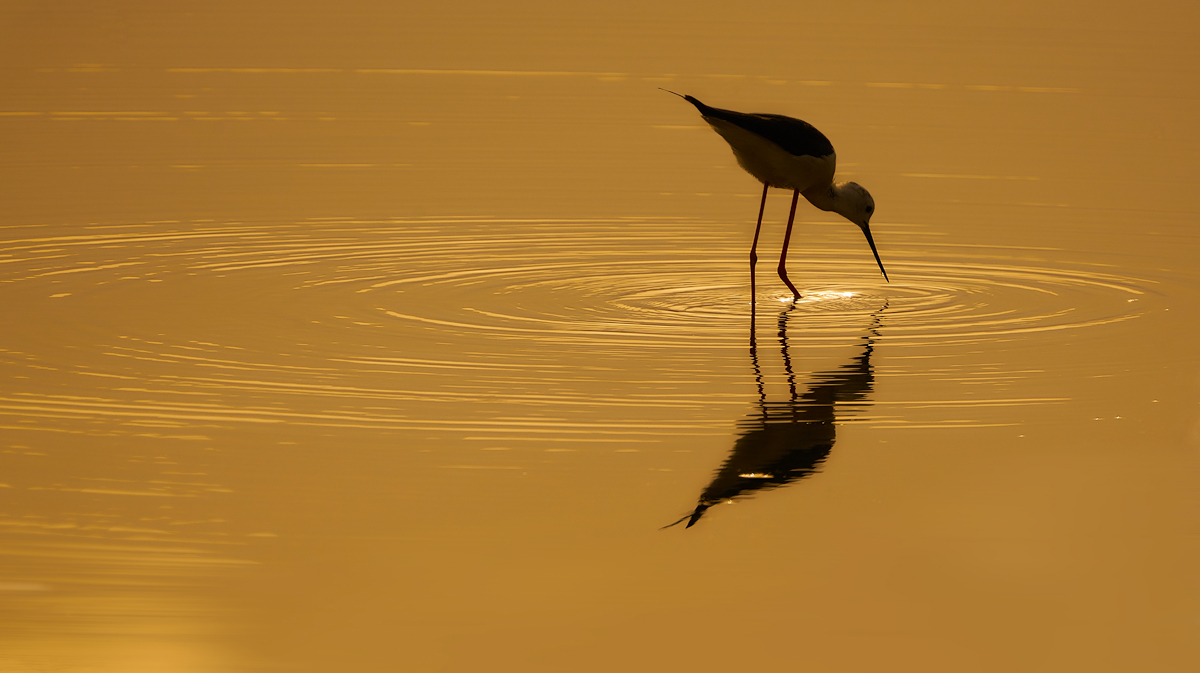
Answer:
[335,218,1151,348]
[2,216,1153,349]
[0,215,1156,439]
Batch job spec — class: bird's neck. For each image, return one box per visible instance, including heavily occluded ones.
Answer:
[800,183,840,213]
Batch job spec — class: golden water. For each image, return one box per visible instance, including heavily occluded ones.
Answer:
[2,2,1198,671]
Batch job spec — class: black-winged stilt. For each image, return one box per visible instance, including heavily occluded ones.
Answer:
[664,90,889,300]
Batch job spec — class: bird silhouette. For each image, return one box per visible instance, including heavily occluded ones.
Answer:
[664,91,888,300]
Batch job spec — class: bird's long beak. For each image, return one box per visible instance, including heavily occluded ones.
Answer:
[859,223,889,282]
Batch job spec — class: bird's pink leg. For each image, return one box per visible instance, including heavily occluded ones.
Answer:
[777,189,802,300]
[749,182,768,302]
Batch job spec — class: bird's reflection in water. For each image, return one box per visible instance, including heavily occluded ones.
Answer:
[665,302,882,529]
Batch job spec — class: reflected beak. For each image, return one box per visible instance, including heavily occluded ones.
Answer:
[859,222,889,282]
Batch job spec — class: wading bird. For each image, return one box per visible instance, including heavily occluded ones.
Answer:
[664,91,889,300]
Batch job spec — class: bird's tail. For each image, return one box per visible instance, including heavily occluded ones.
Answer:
[658,88,707,113]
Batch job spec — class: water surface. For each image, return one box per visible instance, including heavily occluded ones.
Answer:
[2,2,1198,671]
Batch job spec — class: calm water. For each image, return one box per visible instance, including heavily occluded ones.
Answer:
[2,2,1198,671]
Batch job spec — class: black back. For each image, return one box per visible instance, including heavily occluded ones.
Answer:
[684,94,835,158]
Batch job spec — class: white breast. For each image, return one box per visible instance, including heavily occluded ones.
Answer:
[704,117,836,192]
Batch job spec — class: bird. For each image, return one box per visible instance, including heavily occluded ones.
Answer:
[663,90,889,300]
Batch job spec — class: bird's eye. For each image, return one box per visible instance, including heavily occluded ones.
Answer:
[865,206,874,214]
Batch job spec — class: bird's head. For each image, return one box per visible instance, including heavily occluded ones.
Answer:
[833,181,875,228]
[833,182,888,282]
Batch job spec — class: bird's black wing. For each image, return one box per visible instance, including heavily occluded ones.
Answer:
[683,95,835,158]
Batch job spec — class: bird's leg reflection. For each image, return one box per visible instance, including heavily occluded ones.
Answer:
[750,304,765,404]
[664,303,882,529]
[779,303,799,400]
